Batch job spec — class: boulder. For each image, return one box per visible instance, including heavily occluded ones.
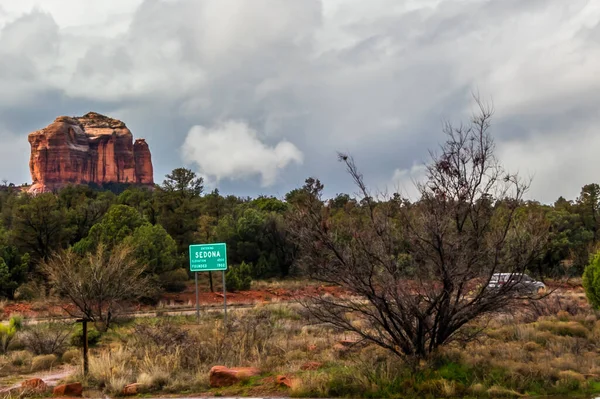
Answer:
[53,382,83,397]
[122,383,143,396]
[28,112,154,194]
[276,375,293,388]
[300,361,324,371]
[209,366,261,387]
[21,378,47,393]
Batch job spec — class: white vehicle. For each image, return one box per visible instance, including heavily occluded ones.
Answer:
[488,273,545,294]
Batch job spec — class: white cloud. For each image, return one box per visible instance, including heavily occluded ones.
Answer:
[389,164,427,201]
[182,121,303,187]
[497,125,600,204]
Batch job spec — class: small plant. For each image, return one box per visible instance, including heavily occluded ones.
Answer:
[0,315,23,353]
[70,324,102,347]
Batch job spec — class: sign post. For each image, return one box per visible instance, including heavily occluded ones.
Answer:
[222,270,227,324]
[76,318,89,377]
[189,243,228,322]
[195,272,199,321]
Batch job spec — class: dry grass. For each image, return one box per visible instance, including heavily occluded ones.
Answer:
[41,295,600,398]
[30,354,58,371]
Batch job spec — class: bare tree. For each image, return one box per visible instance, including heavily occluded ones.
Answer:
[290,100,549,358]
[43,243,154,331]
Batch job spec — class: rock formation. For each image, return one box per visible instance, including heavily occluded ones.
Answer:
[28,112,154,194]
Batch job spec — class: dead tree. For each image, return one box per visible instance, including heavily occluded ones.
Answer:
[43,243,153,331]
[290,100,549,358]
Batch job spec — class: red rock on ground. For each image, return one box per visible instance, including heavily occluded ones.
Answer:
[209,366,261,387]
[21,378,47,392]
[276,375,293,388]
[300,361,324,370]
[122,383,143,396]
[333,343,347,351]
[53,383,83,397]
[28,112,154,194]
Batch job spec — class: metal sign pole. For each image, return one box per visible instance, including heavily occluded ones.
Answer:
[82,319,88,377]
[222,270,227,324]
[76,318,89,377]
[195,272,200,322]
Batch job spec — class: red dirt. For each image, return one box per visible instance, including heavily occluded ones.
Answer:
[1,284,349,319]
[2,303,73,318]
[0,279,583,319]
[158,283,349,307]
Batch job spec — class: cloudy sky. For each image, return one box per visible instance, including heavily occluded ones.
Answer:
[0,0,599,203]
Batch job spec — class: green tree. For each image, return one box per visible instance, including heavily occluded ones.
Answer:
[577,184,600,243]
[0,228,29,299]
[123,224,186,292]
[118,187,158,224]
[162,168,204,198]
[583,251,600,309]
[123,224,178,275]
[74,204,145,252]
[65,192,114,245]
[12,193,70,262]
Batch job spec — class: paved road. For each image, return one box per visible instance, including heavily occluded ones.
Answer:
[2,302,270,326]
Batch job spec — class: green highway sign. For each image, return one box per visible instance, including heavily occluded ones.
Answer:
[189,243,228,272]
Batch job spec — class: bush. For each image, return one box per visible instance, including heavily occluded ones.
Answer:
[159,268,189,293]
[584,251,600,308]
[31,354,58,371]
[225,262,252,292]
[70,324,102,347]
[14,281,43,301]
[19,323,71,355]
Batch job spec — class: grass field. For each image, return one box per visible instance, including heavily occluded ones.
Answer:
[1,280,599,398]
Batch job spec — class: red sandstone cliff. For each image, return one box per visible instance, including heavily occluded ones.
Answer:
[28,112,154,194]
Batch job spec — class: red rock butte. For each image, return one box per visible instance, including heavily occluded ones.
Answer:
[28,112,154,194]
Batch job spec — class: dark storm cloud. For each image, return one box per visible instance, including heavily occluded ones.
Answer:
[0,0,599,202]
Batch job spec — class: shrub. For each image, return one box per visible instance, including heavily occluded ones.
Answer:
[31,354,58,371]
[70,324,102,347]
[225,262,252,292]
[19,323,72,355]
[523,341,542,352]
[10,350,33,367]
[557,370,585,391]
